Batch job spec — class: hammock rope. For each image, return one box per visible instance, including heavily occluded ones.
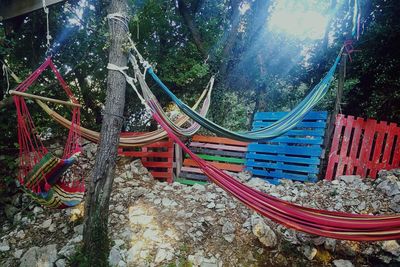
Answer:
[13,57,84,209]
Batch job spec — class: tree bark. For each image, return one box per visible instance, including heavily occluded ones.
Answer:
[82,0,129,265]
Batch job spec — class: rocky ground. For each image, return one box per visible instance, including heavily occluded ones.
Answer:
[1,142,400,266]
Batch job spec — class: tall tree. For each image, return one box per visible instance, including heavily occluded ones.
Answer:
[82,0,129,265]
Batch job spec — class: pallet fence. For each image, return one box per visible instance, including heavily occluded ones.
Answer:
[325,114,400,180]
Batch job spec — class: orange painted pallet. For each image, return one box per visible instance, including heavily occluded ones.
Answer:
[118,133,174,183]
[179,135,248,182]
[325,114,400,180]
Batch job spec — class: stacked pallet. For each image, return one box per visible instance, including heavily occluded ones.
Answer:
[176,135,248,185]
[118,133,174,183]
[246,111,328,184]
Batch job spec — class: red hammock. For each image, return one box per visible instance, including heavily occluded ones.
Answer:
[149,99,400,241]
[13,57,84,205]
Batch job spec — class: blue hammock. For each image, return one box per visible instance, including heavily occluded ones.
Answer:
[148,51,342,142]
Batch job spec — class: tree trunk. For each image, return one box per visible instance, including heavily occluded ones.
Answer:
[82,0,129,265]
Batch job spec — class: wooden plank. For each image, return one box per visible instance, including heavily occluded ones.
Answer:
[250,128,326,137]
[180,172,208,181]
[247,143,322,157]
[359,119,377,177]
[392,127,400,167]
[248,168,314,182]
[192,135,248,147]
[175,143,183,177]
[175,178,208,185]
[190,147,246,158]
[382,123,398,168]
[150,171,173,178]
[337,116,354,175]
[253,121,327,129]
[143,162,171,168]
[325,114,345,180]
[245,153,320,165]
[119,151,173,158]
[245,161,319,174]
[184,159,244,172]
[190,142,247,152]
[255,136,324,145]
[0,0,65,21]
[181,166,204,174]
[194,154,245,164]
[254,111,328,121]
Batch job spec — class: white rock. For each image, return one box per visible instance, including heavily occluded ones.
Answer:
[382,240,400,256]
[14,249,24,259]
[20,244,57,267]
[55,258,66,267]
[109,247,122,267]
[73,224,84,235]
[154,248,168,263]
[41,219,52,228]
[33,207,43,215]
[0,241,10,252]
[126,241,144,262]
[333,259,354,267]
[302,245,317,260]
[251,215,277,248]
[206,202,216,209]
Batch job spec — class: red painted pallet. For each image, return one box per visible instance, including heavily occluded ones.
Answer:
[325,114,400,180]
[178,135,248,183]
[118,133,174,183]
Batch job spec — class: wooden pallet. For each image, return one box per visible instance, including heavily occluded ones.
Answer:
[245,111,328,184]
[325,114,400,180]
[178,135,248,183]
[118,133,174,183]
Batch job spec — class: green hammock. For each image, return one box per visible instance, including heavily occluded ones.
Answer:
[147,50,342,142]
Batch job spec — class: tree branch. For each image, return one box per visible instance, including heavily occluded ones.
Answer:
[177,0,207,58]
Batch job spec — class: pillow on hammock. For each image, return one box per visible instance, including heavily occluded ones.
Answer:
[24,152,79,190]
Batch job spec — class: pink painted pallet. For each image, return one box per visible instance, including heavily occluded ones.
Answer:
[325,114,400,180]
[179,135,248,182]
[118,133,174,183]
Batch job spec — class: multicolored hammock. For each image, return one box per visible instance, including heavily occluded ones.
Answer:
[151,103,400,241]
[12,57,84,209]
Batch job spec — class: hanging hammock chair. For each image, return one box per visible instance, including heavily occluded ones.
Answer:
[12,57,84,209]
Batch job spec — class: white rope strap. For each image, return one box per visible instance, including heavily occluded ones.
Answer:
[42,0,52,54]
[127,36,151,71]
[107,12,129,30]
[2,63,10,94]
[107,63,148,108]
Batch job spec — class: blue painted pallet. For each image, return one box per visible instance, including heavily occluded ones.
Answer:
[245,111,328,184]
